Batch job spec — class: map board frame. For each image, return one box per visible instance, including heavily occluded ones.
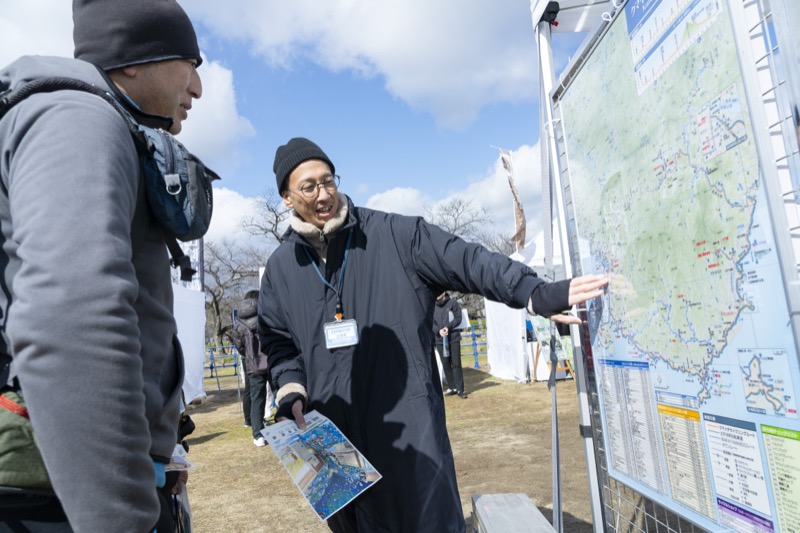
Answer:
[548,0,800,531]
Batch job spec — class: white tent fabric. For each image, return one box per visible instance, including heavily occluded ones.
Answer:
[484,230,569,382]
[173,284,207,404]
[485,298,530,382]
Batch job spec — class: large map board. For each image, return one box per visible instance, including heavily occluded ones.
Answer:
[552,0,800,531]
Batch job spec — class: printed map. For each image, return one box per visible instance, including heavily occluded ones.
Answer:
[561,0,762,403]
[262,411,381,521]
[556,0,800,530]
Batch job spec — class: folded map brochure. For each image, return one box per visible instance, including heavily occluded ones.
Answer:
[261,410,382,521]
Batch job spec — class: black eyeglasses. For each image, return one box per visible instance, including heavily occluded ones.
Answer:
[293,175,341,199]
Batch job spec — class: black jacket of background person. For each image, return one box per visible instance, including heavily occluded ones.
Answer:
[231,296,258,363]
[259,195,568,533]
[432,293,463,343]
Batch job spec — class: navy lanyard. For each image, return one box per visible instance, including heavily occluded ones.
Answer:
[304,228,354,320]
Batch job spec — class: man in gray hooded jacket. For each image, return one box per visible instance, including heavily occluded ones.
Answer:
[0,1,202,531]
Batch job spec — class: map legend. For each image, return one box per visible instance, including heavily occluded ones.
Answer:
[762,425,800,532]
[703,414,770,515]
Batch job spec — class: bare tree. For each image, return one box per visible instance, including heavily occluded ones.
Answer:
[204,240,267,348]
[242,189,290,243]
[478,230,516,255]
[202,189,289,348]
[423,198,491,243]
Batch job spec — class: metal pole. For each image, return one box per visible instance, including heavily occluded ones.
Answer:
[547,333,562,533]
[533,4,604,530]
[472,324,480,369]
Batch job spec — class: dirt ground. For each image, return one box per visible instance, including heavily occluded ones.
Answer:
[185,365,595,533]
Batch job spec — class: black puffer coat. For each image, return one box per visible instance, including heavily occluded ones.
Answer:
[259,196,560,533]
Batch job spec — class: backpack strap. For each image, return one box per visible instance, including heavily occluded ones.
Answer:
[236,317,253,332]
[0,77,140,141]
[166,237,197,282]
[0,76,197,282]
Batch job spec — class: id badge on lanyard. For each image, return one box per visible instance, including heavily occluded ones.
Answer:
[306,228,359,350]
[324,319,359,349]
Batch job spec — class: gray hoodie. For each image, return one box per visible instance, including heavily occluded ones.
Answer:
[0,56,182,532]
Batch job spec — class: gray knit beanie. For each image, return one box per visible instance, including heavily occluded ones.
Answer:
[73,0,202,71]
[273,138,335,194]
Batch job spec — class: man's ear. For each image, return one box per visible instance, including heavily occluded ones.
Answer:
[282,192,293,209]
[121,65,138,78]
[107,65,142,99]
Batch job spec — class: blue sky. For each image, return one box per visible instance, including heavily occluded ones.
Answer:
[1,0,591,246]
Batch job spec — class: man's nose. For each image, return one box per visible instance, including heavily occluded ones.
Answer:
[317,184,332,200]
[189,68,202,99]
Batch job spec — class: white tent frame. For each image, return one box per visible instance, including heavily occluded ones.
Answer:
[529,2,614,531]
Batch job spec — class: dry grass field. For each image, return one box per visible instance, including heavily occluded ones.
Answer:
[185,361,595,532]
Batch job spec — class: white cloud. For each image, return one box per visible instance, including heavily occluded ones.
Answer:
[365,187,430,217]
[460,143,546,240]
[187,0,539,129]
[176,56,256,174]
[0,1,72,67]
[204,187,263,245]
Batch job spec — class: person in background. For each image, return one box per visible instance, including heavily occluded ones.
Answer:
[0,0,203,530]
[432,292,468,398]
[232,290,274,448]
[241,356,253,428]
[258,137,608,532]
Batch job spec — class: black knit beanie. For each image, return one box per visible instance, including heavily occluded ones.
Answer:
[273,138,335,194]
[73,0,202,71]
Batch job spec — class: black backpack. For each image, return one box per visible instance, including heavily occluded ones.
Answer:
[236,318,268,375]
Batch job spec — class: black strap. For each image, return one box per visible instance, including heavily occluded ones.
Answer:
[166,237,197,282]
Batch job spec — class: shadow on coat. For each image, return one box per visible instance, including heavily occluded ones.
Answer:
[323,324,464,533]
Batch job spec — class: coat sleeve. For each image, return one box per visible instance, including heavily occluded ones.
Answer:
[408,217,545,309]
[6,92,158,531]
[258,257,306,391]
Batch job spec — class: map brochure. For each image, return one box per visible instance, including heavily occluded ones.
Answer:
[261,410,382,521]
